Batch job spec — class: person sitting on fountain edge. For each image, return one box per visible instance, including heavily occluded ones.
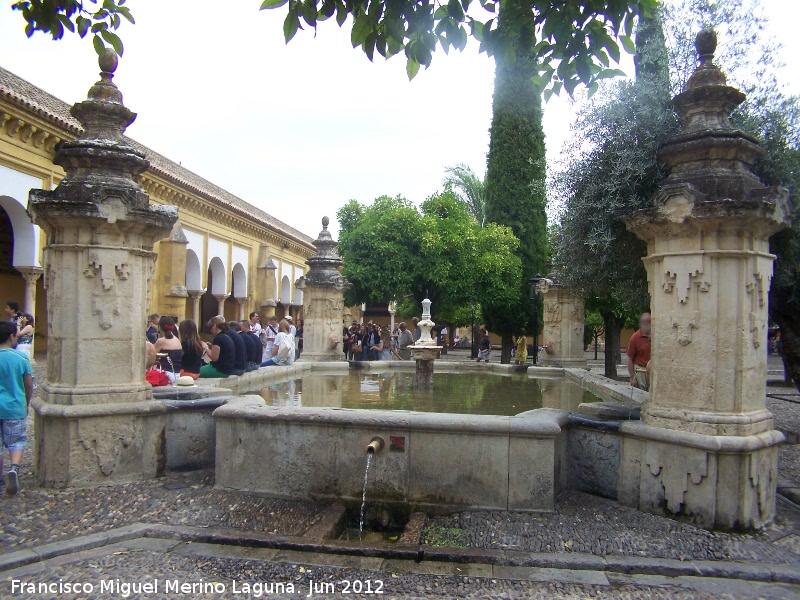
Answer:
[153,316,182,384]
[261,319,296,367]
[199,316,235,378]
[225,321,248,376]
[237,320,262,372]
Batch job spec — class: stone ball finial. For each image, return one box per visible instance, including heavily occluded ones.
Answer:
[99,48,119,75]
[696,29,717,64]
[322,216,330,228]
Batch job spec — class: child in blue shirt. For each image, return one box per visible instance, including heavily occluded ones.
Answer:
[0,321,33,495]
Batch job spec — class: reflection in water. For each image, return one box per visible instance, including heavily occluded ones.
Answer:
[259,372,598,416]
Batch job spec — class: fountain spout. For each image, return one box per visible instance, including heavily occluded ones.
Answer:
[366,436,385,453]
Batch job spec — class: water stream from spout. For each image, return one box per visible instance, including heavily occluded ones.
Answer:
[165,355,177,388]
[358,449,374,540]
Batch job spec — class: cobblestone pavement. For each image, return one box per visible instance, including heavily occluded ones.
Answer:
[423,491,800,563]
[7,546,776,600]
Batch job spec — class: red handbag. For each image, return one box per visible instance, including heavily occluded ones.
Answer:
[146,365,170,387]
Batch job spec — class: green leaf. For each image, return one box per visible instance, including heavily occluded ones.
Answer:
[301,0,317,26]
[283,10,301,42]
[406,58,420,80]
[351,13,371,47]
[92,34,105,56]
[261,0,289,8]
[100,28,123,55]
[586,81,599,99]
[336,5,347,26]
[620,35,635,54]
[597,68,626,80]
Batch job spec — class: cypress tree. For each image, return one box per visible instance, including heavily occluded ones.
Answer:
[481,0,547,363]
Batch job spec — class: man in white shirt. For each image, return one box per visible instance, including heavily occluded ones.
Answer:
[263,316,278,363]
[249,312,262,337]
[286,315,297,338]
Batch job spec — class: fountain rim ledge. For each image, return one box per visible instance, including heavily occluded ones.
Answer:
[212,397,570,437]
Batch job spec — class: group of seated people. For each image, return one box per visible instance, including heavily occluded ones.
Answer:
[146,315,296,383]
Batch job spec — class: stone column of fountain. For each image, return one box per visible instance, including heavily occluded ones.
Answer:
[295,217,351,362]
[621,30,790,529]
[28,50,178,487]
[410,298,442,389]
[537,268,587,368]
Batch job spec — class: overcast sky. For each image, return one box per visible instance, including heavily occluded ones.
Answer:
[1,0,798,238]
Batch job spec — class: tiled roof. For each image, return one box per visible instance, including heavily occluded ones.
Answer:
[0,65,314,248]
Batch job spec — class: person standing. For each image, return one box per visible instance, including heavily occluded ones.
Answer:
[15,314,34,361]
[397,322,414,360]
[4,302,20,324]
[515,334,528,365]
[263,316,278,363]
[286,315,297,338]
[0,321,33,495]
[295,319,304,360]
[248,312,262,337]
[146,314,160,344]
[627,313,652,390]
[477,328,492,363]
[412,317,421,342]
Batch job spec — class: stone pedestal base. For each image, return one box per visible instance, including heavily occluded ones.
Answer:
[618,421,783,529]
[33,398,168,488]
[411,346,441,390]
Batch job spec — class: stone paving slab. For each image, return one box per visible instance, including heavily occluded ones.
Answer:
[2,534,798,599]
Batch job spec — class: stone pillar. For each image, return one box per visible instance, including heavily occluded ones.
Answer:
[388,301,396,330]
[621,31,790,529]
[236,297,246,320]
[18,266,43,316]
[255,245,278,321]
[537,273,587,368]
[153,223,188,318]
[17,266,43,363]
[213,294,229,317]
[295,217,351,362]
[187,290,204,323]
[28,50,178,487]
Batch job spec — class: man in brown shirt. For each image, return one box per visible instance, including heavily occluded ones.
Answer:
[627,313,651,390]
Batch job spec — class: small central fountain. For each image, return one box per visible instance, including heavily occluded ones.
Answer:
[410,298,442,390]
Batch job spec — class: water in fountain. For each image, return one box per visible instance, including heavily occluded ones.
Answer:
[358,449,374,540]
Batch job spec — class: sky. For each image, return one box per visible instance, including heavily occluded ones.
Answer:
[1,0,798,239]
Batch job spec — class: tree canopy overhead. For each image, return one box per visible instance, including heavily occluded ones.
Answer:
[13,0,657,90]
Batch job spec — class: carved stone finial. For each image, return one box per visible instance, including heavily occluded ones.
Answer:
[322,216,330,229]
[695,29,717,65]
[99,48,119,74]
[87,49,123,104]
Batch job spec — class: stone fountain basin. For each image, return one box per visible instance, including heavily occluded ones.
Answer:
[213,398,570,513]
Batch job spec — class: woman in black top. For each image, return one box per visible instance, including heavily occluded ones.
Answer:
[178,319,204,379]
[154,316,182,382]
[199,316,235,378]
